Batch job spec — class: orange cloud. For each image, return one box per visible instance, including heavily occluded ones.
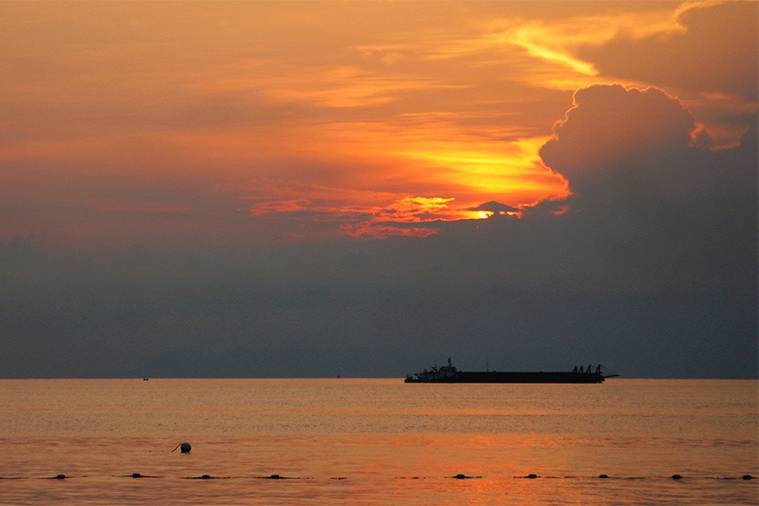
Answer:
[0,2,752,245]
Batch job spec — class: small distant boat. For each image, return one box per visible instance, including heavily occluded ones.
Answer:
[404,358,619,384]
[142,377,150,381]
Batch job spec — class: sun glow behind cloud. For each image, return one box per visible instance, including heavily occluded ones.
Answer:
[0,1,754,245]
[244,127,569,238]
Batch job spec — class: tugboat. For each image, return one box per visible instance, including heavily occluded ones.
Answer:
[404,358,618,384]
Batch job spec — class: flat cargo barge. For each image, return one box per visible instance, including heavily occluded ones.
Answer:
[404,358,617,384]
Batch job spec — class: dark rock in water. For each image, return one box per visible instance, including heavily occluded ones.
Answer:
[598,474,609,479]
[526,473,538,479]
[671,474,682,480]
[742,474,753,480]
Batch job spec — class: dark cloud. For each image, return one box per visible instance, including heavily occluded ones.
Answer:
[1,85,755,379]
[541,85,696,194]
[468,200,520,213]
[540,84,755,226]
[536,84,756,375]
[578,1,758,100]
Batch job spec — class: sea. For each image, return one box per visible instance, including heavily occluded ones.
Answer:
[0,379,756,505]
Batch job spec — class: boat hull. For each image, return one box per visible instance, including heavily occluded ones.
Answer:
[404,371,606,383]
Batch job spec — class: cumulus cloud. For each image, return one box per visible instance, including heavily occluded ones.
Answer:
[577,1,758,101]
[540,84,755,213]
[535,85,756,339]
[540,85,698,195]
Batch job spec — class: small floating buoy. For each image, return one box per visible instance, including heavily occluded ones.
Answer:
[742,474,753,480]
[671,474,682,480]
[527,473,538,479]
[450,473,481,479]
[185,474,230,480]
[171,442,192,454]
[598,474,609,479]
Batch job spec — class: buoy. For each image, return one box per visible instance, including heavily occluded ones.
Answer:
[450,473,481,479]
[171,442,192,454]
[527,473,538,479]
[671,474,682,480]
[742,474,752,480]
[598,474,609,479]
[184,474,231,480]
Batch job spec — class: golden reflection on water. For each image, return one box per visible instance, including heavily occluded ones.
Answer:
[0,379,756,505]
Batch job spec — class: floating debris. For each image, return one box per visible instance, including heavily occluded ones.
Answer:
[671,474,683,480]
[742,474,753,480]
[330,476,348,480]
[51,474,67,480]
[526,473,539,479]
[598,474,609,479]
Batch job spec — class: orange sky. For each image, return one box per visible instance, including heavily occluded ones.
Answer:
[0,1,756,244]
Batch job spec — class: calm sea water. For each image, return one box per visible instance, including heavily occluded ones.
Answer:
[0,379,756,505]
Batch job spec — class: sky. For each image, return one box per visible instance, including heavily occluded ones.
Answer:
[1,1,756,378]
